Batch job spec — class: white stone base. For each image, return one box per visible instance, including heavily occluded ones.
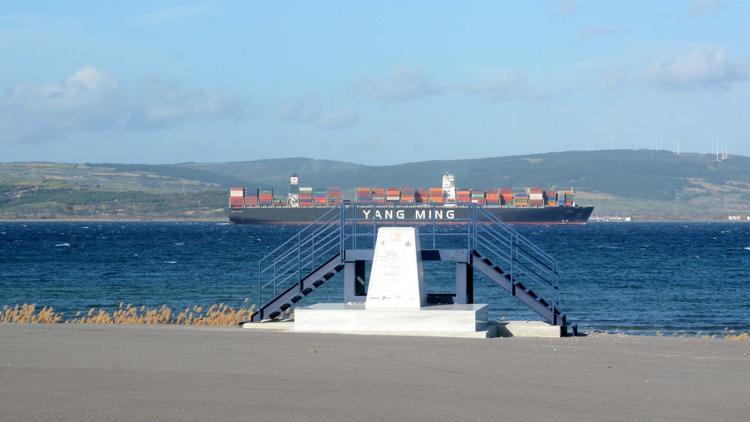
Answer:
[294,303,495,338]
[496,320,564,338]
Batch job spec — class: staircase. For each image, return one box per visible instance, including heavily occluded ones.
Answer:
[251,207,345,322]
[249,204,569,327]
[469,206,564,325]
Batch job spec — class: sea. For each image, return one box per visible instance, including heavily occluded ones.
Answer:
[1,221,749,335]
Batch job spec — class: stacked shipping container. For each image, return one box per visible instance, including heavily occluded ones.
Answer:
[230,187,245,209]
[545,190,557,206]
[386,188,401,204]
[372,188,386,205]
[328,187,342,205]
[429,187,444,204]
[299,187,313,207]
[471,190,486,206]
[528,187,544,207]
[485,190,500,205]
[513,194,529,207]
[258,189,273,206]
[232,182,576,209]
[356,187,372,204]
[400,188,415,204]
[500,188,513,205]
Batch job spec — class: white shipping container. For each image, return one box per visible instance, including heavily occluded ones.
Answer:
[529,193,544,200]
[230,188,245,197]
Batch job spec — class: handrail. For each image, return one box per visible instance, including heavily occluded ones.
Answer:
[255,203,561,322]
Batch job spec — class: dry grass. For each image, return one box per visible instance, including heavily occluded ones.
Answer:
[725,332,749,341]
[1,304,64,323]
[1,303,257,326]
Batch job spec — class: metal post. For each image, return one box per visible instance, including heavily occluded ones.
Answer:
[297,232,302,289]
[467,205,472,251]
[344,260,367,302]
[339,204,345,257]
[509,232,515,284]
[432,204,436,249]
[353,204,357,250]
[455,262,473,304]
[472,206,478,250]
[257,262,262,311]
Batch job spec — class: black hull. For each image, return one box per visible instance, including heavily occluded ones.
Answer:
[229,206,594,224]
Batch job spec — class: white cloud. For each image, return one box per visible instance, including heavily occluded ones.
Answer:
[280,98,358,130]
[133,77,243,127]
[357,67,439,102]
[0,67,245,144]
[646,47,749,91]
[316,110,359,129]
[464,70,528,102]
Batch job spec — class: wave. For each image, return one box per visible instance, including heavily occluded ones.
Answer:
[54,243,71,248]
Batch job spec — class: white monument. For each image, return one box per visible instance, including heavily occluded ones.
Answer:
[365,227,425,310]
[293,226,495,338]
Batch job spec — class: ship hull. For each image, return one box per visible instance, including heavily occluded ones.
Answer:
[229,206,594,225]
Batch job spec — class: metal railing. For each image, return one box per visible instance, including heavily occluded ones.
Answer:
[257,206,344,309]
[471,206,560,318]
[255,203,561,318]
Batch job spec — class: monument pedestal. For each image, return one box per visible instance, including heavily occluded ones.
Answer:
[292,226,496,338]
[294,303,496,338]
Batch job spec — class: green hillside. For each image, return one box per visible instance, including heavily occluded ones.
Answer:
[1,150,748,220]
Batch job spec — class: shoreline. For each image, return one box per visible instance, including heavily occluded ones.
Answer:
[1,324,748,421]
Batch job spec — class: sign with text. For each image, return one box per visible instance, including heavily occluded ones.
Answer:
[365,227,425,310]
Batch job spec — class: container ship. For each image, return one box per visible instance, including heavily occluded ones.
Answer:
[228,173,593,224]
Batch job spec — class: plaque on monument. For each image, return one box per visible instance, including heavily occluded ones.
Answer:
[365,227,425,310]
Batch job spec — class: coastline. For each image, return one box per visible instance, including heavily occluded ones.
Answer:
[1,324,748,421]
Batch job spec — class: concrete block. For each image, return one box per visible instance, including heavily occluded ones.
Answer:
[294,303,495,338]
[496,320,563,338]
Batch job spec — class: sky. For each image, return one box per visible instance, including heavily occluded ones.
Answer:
[0,0,748,164]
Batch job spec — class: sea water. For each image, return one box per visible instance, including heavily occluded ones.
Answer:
[1,222,748,335]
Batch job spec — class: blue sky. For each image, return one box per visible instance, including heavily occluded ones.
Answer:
[0,0,748,164]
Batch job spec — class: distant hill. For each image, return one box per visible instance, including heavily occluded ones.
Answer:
[1,150,749,220]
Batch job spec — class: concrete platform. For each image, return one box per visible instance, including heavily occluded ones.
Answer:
[294,303,495,338]
[496,320,564,338]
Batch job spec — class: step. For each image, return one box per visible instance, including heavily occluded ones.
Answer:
[313,280,324,288]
